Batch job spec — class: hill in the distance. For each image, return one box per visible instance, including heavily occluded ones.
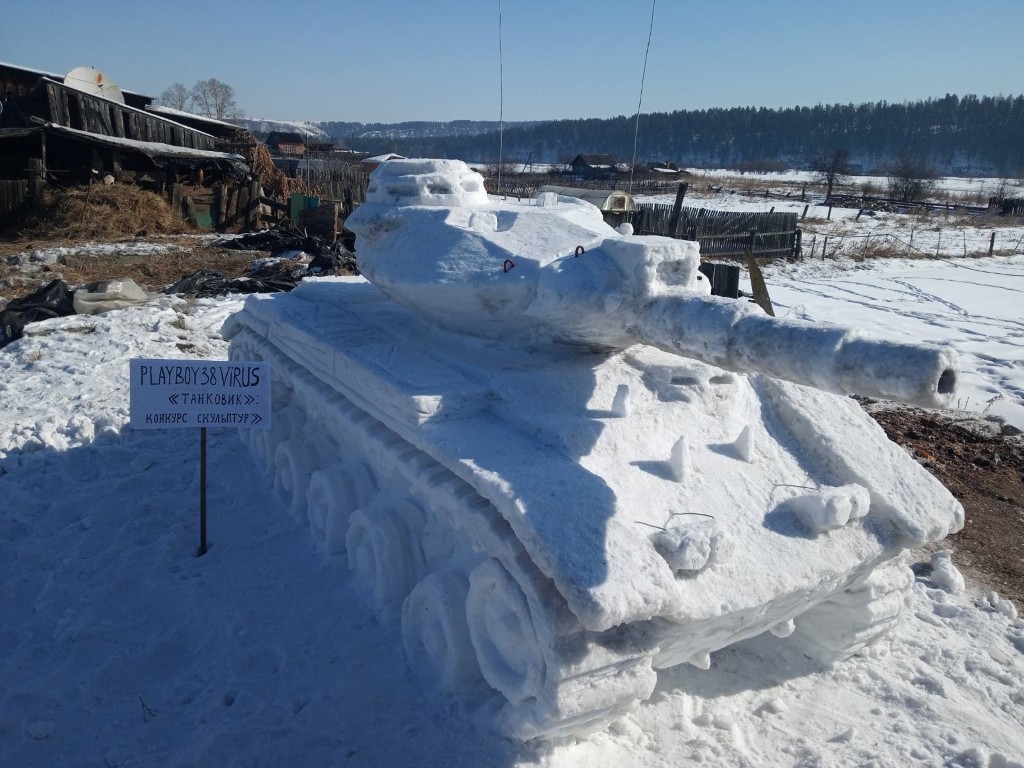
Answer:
[238,95,1024,176]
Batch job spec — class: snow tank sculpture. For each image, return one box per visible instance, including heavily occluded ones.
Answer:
[223,159,964,740]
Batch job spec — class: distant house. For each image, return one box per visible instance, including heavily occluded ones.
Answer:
[570,153,618,181]
[266,131,305,156]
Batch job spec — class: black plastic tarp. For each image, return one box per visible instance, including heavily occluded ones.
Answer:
[0,279,76,348]
[162,268,300,298]
[214,229,356,273]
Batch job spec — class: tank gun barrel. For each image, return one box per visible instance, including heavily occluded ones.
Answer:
[635,294,958,409]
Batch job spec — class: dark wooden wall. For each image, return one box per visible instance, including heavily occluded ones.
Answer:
[43,81,216,151]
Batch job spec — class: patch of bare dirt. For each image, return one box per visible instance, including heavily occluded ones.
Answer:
[0,236,260,300]
[864,400,1024,611]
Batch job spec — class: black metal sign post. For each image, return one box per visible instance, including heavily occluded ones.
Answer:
[198,426,208,557]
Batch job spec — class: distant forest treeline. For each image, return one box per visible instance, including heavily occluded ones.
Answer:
[321,95,1024,175]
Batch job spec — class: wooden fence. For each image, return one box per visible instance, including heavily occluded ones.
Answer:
[274,159,371,214]
[171,180,261,231]
[825,193,989,216]
[484,173,684,199]
[996,198,1024,216]
[625,203,801,258]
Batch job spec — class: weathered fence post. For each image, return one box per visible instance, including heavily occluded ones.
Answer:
[827,204,833,221]
[989,231,996,256]
[667,182,688,238]
[801,204,809,220]
[216,183,227,230]
[28,158,45,205]
[183,196,196,225]
[170,184,183,219]
[245,179,260,230]
[822,235,829,259]
[794,229,802,259]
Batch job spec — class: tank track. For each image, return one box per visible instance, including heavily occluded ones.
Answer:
[788,558,915,664]
[230,328,659,740]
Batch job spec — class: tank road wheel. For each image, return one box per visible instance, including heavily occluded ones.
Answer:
[346,498,427,622]
[272,440,316,522]
[253,405,304,467]
[307,461,376,556]
[790,558,914,664]
[401,569,482,693]
[466,558,545,706]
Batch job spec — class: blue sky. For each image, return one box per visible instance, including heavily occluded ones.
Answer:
[3,0,1022,123]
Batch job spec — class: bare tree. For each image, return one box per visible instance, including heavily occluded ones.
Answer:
[811,148,852,199]
[189,79,242,120]
[887,153,937,202]
[159,83,192,111]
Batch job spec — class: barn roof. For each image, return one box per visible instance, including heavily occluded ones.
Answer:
[572,153,618,167]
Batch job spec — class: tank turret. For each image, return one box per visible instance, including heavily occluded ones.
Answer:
[347,158,958,409]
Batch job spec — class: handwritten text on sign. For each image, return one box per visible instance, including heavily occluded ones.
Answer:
[130,359,271,429]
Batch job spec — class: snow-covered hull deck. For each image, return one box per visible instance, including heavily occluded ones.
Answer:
[223,275,962,739]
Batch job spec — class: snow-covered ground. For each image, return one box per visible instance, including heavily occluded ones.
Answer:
[680,168,1024,201]
[0,286,1021,766]
[760,255,1024,430]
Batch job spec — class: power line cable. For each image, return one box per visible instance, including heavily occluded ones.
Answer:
[497,0,504,198]
[626,0,659,195]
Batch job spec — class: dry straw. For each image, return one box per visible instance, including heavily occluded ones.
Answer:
[21,184,195,242]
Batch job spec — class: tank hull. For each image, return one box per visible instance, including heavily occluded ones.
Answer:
[224,274,962,739]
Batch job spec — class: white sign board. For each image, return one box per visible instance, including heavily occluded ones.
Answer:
[130,358,271,429]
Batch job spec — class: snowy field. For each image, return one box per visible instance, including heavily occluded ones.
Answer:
[761,255,1024,430]
[635,186,1024,429]
[2,252,1023,765]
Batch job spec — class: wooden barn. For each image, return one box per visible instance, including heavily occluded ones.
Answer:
[569,153,619,181]
[0,61,255,232]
